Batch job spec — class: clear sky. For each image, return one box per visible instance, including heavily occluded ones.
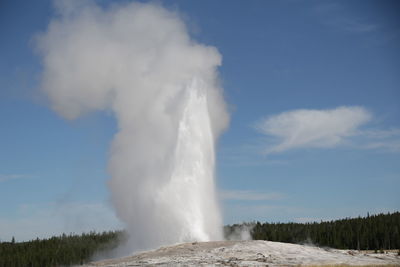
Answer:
[1,0,399,242]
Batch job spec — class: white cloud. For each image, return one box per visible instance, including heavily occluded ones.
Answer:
[329,18,379,33]
[0,174,31,183]
[220,190,285,201]
[358,128,400,153]
[363,140,400,153]
[312,2,379,34]
[256,106,372,154]
[359,128,400,139]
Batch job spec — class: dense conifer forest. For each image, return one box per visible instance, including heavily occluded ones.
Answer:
[1,212,399,266]
[226,211,400,250]
[0,231,124,267]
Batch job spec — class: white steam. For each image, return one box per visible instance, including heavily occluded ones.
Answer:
[225,224,254,241]
[36,1,228,251]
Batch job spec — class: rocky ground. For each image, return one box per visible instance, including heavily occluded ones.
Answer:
[86,240,400,266]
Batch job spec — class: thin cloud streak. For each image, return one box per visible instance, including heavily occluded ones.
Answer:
[220,190,285,201]
[312,2,380,34]
[362,140,400,153]
[358,128,400,139]
[0,174,31,183]
[328,18,379,33]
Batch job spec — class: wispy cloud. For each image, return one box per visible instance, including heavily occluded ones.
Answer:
[312,2,380,34]
[255,106,400,154]
[362,140,400,153]
[220,190,285,201]
[255,106,371,154]
[312,2,340,14]
[0,174,31,183]
[328,18,379,34]
[353,128,400,153]
[218,144,289,167]
[359,128,400,139]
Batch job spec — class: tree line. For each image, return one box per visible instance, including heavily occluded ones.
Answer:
[2,211,399,266]
[0,231,124,267]
[227,211,400,250]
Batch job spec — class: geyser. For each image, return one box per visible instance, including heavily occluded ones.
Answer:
[36,1,228,251]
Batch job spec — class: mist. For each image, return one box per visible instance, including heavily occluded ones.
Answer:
[36,0,228,252]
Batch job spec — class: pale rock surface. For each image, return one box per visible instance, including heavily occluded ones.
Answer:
[86,240,400,266]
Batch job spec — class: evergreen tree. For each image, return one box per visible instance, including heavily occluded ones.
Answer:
[246,211,400,250]
[0,230,125,267]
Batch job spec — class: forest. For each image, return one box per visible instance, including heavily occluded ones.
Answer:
[227,211,400,250]
[0,231,124,267]
[1,211,399,266]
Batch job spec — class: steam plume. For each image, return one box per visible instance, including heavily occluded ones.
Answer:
[36,1,228,251]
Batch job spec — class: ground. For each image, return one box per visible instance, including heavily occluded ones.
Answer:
[85,240,400,266]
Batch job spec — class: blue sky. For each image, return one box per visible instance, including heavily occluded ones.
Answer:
[1,0,399,241]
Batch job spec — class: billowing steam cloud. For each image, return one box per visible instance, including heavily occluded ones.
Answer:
[36,1,228,251]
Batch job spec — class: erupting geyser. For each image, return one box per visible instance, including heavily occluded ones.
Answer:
[36,1,228,251]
